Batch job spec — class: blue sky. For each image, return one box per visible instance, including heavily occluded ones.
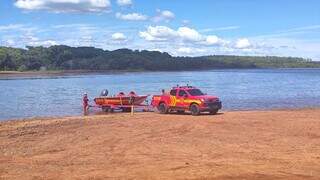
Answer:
[0,0,319,60]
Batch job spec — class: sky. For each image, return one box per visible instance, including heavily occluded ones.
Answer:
[0,0,319,60]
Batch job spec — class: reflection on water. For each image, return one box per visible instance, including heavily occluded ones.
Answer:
[1,69,320,120]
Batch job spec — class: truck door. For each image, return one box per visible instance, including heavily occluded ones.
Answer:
[176,90,188,108]
[169,89,177,107]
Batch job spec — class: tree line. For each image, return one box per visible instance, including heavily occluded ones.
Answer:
[0,45,319,71]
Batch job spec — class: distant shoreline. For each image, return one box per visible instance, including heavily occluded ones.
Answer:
[0,70,147,77]
[1,68,320,78]
[1,46,319,73]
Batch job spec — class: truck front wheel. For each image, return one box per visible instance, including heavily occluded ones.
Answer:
[190,104,200,116]
[158,103,168,114]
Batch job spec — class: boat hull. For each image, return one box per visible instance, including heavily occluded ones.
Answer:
[94,96,148,106]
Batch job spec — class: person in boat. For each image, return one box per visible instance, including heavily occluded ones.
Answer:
[128,91,137,105]
[129,91,137,97]
[100,89,108,96]
[83,93,89,115]
[117,92,125,97]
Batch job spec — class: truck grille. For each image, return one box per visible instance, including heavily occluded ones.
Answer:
[205,101,222,109]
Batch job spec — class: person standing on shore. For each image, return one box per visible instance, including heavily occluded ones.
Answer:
[83,93,89,115]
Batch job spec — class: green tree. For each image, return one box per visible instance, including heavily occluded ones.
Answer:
[0,54,15,70]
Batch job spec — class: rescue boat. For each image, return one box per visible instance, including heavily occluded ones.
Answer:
[94,90,148,107]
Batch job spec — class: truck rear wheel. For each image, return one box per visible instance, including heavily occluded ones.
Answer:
[158,103,168,114]
[190,104,200,116]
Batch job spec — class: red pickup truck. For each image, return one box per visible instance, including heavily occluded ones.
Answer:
[151,86,222,116]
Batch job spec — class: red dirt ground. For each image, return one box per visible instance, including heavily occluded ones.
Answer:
[0,109,320,179]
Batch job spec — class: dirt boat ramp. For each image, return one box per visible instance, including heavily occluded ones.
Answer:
[0,109,320,179]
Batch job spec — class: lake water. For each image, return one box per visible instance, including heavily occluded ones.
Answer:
[1,69,320,120]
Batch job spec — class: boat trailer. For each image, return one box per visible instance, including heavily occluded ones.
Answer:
[83,92,154,115]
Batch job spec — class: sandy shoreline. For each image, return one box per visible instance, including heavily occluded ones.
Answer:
[0,70,154,79]
[1,109,320,179]
[0,70,124,78]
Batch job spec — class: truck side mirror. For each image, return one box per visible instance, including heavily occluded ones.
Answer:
[183,94,188,98]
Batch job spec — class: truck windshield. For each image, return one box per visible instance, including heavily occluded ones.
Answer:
[187,89,204,96]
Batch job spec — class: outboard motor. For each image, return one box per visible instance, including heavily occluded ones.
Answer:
[100,89,109,96]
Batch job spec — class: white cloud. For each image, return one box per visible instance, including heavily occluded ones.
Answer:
[177,47,192,54]
[235,38,251,49]
[1,21,318,60]
[162,10,174,18]
[140,26,225,46]
[116,12,148,21]
[26,38,58,47]
[3,39,16,46]
[204,35,224,46]
[153,10,175,22]
[0,24,25,32]
[177,27,202,42]
[254,25,320,39]
[21,35,39,42]
[139,32,158,41]
[111,32,127,41]
[39,40,59,46]
[201,26,240,33]
[205,36,219,45]
[52,23,91,29]
[14,0,111,13]
[116,0,132,6]
[0,24,41,35]
[139,26,177,41]
[177,47,207,55]
[138,26,279,56]
[182,20,190,25]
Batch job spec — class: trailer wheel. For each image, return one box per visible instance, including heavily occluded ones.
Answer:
[177,110,185,114]
[121,107,131,112]
[158,103,168,114]
[102,106,110,112]
[190,104,200,116]
[209,109,219,115]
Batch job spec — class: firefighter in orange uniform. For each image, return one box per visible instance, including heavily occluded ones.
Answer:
[83,93,89,115]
